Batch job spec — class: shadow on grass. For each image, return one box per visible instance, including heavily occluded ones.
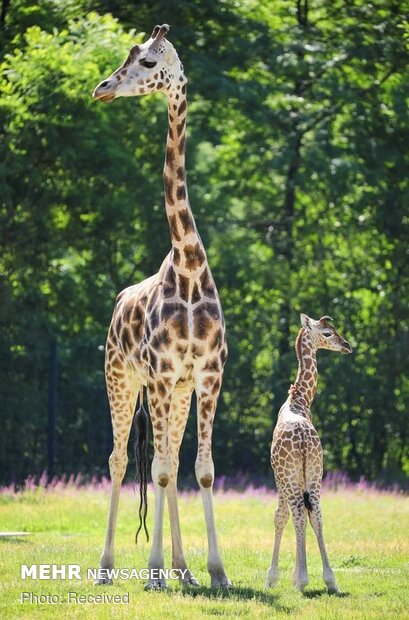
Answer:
[0,538,31,544]
[303,588,350,599]
[175,584,294,612]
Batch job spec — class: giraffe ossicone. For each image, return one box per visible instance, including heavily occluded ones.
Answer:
[267,313,352,593]
[93,24,231,591]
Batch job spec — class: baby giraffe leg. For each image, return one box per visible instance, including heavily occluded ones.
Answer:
[266,491,290,587]
[289,498,309,591]
[307,495,338,593]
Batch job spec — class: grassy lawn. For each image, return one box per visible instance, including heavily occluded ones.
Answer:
[0,483,408,619]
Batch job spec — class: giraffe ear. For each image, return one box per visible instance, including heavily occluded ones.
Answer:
[300,313,312,329]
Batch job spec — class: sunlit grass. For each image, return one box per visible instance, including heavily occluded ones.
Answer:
[0,484,408,618]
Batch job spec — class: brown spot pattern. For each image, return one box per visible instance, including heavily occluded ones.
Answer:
[178,208,195,234]
[166,147,175,167]
[163,266,177,298]
[177,119,186,137]
[176,185,186,201]
[164,174,174,205]
[178,135,185,155]
[183,243,205,271]
[199,269,216,298]
[178,274,190,302]
[178,100,187,115]
[191,282,201,304]
[200,474,213,488]
[168,214,181,242]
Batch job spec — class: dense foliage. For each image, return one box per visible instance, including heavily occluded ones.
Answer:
[1,0,408,485]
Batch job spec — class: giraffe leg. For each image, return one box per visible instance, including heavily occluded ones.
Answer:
[307,488,339,593]
[195,374,231,588]
[144,376,173,591]
[166,386,199,587]
[266,490,290,588]
[289,497,309,591]
[95,370,138,585]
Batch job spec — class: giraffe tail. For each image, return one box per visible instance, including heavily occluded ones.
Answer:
[134,386,150,544]
[303,491,313,512]
[301,429,313,512]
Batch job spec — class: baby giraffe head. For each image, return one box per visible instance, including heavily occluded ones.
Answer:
[300,313,352,354]
[93,24,186,103]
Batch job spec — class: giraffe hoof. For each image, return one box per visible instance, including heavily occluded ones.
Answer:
[182,576,200,588]
[211,575,232,589]
[293,576,309,592]
[266,568,279,588]
[178,567,200,587]
[294,582,308,592]
[144,579,168,591]
[327,584,340,594]
[94,577,113,586]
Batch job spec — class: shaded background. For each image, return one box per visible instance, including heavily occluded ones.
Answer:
[1,0,408,486]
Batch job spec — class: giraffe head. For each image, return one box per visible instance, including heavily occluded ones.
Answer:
[300,313,352,354]
[93,24,186,103]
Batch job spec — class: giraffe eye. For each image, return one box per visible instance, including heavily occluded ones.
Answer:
[322,331,332,337]
[140,58,157,68]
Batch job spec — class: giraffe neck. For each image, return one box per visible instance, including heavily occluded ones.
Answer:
[289,328,318,417]
[163,85,206,275]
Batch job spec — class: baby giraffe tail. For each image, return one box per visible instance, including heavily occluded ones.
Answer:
[302,431,313,512]
[303,490,313,511]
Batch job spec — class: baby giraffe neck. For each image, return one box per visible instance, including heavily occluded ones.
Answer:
[289,328,318,417]
[163,85,206,275]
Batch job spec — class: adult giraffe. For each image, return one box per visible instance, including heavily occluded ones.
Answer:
[92,24,230,590]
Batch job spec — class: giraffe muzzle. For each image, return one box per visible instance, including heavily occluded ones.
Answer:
[341,341,352,354]
[92,80,116,103]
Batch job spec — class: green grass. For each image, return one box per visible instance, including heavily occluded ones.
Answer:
[0,485,408,619]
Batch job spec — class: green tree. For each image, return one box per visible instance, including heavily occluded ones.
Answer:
[1,1,408,485]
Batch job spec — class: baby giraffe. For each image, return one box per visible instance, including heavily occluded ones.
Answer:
[266,314,352,593]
